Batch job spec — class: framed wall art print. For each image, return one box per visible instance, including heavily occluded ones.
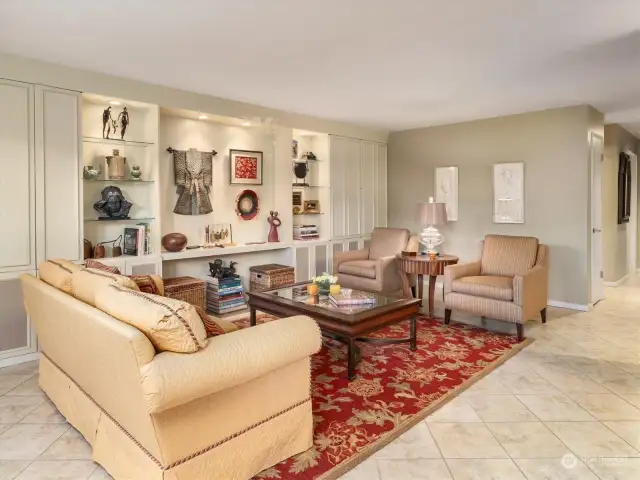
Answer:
[493,162,524,224]
[230,149,263,185]
[434,166,459,221]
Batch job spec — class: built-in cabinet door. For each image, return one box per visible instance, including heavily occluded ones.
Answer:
[344,139,362,237]
[36,86,82,262]
[294,247,310,282]
[375,143,388,227]
[0,80,35,271]
[330,137,346,238]
[124,256,163,277]
[0,271,37,359]
[314,244,329,276]
[361,142,376,235]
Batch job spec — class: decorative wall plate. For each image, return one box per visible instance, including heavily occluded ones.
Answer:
[235,189,260,220]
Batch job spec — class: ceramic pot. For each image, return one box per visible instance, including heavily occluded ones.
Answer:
[131,165,142,180]
[106,149,126,180]
[162,233,187,252]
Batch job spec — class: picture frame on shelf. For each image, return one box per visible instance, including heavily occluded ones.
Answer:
[303,200,320,213]
[493,162,524,224]
[434,166,459,222]
[230,149,263,185]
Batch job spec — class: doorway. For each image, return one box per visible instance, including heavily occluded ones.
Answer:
[590,133,605,305]
[627,151,637,278]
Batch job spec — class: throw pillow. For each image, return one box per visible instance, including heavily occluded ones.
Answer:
[71,268,140,307]
[38,259,84,294]
[95,284,208,353]
[129,275,164,295]
[194,306,226,338]
[84,259,121,275]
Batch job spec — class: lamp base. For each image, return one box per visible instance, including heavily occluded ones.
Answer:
[419,225,444,255]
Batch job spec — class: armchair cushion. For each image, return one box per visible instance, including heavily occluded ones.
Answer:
[369,227,410,260]
[481,235,539,277]
[452,276,513,301]
[339,260,377,279]
[333,248,369,274]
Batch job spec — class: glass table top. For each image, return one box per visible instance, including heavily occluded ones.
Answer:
[263,284,406,314]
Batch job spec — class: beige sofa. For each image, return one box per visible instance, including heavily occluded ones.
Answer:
[444,234,549,340]
[20,271,322,480]
[333,227,419,296]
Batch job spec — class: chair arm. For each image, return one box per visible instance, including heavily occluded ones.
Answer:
[513,265,548,309]
[377,255,402,292]
[332,248,370,274]
[139,316,321,413]
[444,261,481,294]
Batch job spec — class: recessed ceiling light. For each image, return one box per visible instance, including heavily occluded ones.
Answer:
[109,100,121,106]
[198,114,208,120]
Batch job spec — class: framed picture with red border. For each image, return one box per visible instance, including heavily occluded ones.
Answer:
[230,149,263,185]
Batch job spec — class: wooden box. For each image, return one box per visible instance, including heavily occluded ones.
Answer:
[250,264,295,292]
[164,276,206,310]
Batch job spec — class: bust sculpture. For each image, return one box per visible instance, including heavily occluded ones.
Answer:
[93,185,133,219]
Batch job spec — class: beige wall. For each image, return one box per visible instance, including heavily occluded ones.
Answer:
[602,124,638,282]
[388,106,600,306]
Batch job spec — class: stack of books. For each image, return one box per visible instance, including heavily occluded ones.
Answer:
[294,224,319,240]
[123,223,152,256]
[329,291,377,306]
[206,276,246,315]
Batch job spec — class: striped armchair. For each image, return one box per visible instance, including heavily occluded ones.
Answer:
[443,235,548,340]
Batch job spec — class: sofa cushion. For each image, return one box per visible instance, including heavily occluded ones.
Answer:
[71,268,140,307]
[369,228,410,260]
[129,274,164,296]
[38,259,83,294]
[84,259,121,274]
[452,275,513,301]
[338,260,377,279]
[95,284,208,353]
[481,235,539,277]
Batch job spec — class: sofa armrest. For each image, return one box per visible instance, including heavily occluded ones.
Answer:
[332,248,370,274]
[444,261,481,294]
[377,255,402,292]
[513,265,548,310]
[139,315,321,413]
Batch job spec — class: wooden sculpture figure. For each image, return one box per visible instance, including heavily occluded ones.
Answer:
[268,210,281,242]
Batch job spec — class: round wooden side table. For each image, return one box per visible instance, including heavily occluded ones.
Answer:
[396,254,459,316]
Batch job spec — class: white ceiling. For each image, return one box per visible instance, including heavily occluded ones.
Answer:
[2,0,640,131]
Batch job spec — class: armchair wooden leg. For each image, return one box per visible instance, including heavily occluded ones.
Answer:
[516,323,524,341]
[540,308,547,324]
[444,308,452,325]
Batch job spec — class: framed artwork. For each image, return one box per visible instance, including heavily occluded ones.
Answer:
[434,166,458,221]
[493,162,524,223]
[230,149,263,185]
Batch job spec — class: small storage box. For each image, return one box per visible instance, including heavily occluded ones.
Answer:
[164,276,206,309]
[250,264,295,292]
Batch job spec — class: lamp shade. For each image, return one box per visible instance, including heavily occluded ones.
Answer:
[416,201,448,226]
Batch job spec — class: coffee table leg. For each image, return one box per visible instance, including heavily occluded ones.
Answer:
[417,274,424,304]
[250,307,257,327]
[347,338,358,380]
[410,316,417,351]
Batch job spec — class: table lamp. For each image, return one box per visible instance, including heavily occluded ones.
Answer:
[416,197,448,255]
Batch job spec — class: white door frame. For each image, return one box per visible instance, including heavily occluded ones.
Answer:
[590,133,605,304]
[626,151,638,277]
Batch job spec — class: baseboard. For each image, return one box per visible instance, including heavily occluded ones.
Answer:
[547,300,589,312]
[0,352,40,369]
[604,275,628,288]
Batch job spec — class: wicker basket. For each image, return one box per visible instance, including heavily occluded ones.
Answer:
[163,276,206,309]
[249,264,294,292]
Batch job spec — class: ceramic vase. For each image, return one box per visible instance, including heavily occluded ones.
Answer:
[106,149,126,180]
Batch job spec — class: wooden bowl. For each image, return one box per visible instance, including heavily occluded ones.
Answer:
[162,233,187,252]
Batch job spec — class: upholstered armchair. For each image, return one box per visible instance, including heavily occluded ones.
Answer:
[443,235,548,340]
[333,227,419,296]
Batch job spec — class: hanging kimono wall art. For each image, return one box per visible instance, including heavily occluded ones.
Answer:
[171,147,214,215]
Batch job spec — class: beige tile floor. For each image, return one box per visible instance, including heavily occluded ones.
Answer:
[0,279,638,479]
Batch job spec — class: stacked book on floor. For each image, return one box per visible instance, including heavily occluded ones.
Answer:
[294,224,319,240]
[206,275,246,315]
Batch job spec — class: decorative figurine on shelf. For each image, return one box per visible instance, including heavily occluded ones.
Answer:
[267,210,281,242]
[83,165,101,180]
[102,106,115,139]
[208,259,238,279]
[117,107,129,140]
[106,149,126,180]
[93,185,132,220]
[130,165,142,180]
[302,151,317,160]
[293,160,309,186]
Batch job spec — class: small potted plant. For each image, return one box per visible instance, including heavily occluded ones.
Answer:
[312,273,338,294]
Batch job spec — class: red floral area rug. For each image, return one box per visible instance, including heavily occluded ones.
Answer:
[235,314,533,480]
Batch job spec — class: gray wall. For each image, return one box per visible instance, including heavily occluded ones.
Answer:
[388,106,600,306]
[602,124,638,282]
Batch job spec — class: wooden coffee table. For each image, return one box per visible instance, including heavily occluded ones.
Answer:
[247,283,421,380]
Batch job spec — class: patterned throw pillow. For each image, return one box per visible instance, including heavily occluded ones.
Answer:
[85,259,121,275]
[194,306,226,338]
[129,275,162,295]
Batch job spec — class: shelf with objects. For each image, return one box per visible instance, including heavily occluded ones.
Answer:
[80,93,161,274]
